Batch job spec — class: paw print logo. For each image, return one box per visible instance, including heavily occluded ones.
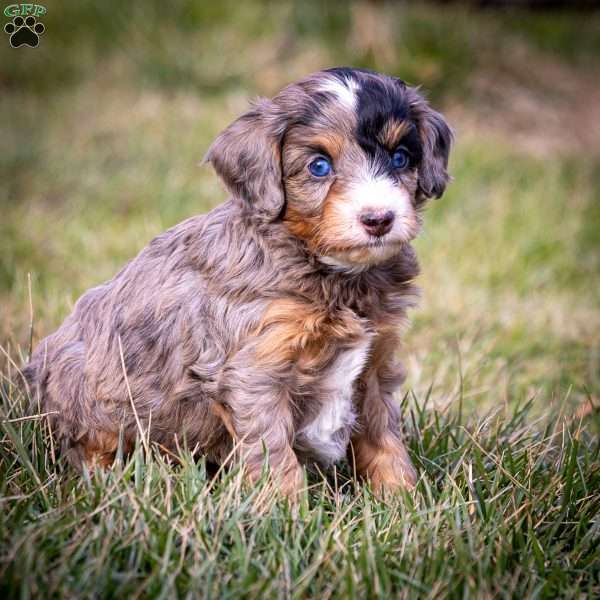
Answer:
[4,15,45,48]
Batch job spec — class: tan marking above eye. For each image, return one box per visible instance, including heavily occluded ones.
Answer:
[377,120,412,149]
[306,132,345,158]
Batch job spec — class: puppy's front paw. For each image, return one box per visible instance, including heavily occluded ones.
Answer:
[277,463,306,499]
[246,455,305,500]
[353,433,417,497]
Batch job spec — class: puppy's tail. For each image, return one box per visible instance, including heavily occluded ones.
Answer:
[20,346,49,415]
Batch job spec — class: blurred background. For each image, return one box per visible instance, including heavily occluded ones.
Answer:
[1,0,599,413]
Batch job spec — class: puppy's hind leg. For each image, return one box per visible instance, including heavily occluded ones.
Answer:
[73,430,122,469]
[39,340,126,471]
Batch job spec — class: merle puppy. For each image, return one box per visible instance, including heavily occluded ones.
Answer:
[24,68,452,496]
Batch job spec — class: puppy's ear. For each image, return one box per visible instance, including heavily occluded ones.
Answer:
[410,91,453,201]
[204,98,286,220]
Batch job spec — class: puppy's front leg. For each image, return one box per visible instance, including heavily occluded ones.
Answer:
[351,333,417,496]
[216,367,303,497]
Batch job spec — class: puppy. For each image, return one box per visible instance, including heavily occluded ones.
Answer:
[24,68,452,496]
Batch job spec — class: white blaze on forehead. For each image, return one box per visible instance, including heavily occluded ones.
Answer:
[318,76,359,110]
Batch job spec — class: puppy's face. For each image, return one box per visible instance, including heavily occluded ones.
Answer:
[206,68,452,270]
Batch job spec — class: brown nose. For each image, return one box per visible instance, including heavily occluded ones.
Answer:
[359,210,395,237]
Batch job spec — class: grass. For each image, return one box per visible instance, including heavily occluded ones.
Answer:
[1,386,598,598]
[1,1,599,597]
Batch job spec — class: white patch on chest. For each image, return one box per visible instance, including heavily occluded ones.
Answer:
[297,339,371,465]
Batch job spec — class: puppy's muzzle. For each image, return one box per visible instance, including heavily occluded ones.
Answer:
[359,210,395,237]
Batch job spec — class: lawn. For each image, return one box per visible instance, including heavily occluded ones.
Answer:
[1,1,599,597]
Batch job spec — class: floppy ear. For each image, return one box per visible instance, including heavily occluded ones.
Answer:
[409,92,453,201]
[204,98,287,220]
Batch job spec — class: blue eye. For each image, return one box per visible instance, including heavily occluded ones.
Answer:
[308,157,332,177]
[391,148,410,170]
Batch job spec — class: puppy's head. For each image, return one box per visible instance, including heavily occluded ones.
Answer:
[205,68,452,270]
